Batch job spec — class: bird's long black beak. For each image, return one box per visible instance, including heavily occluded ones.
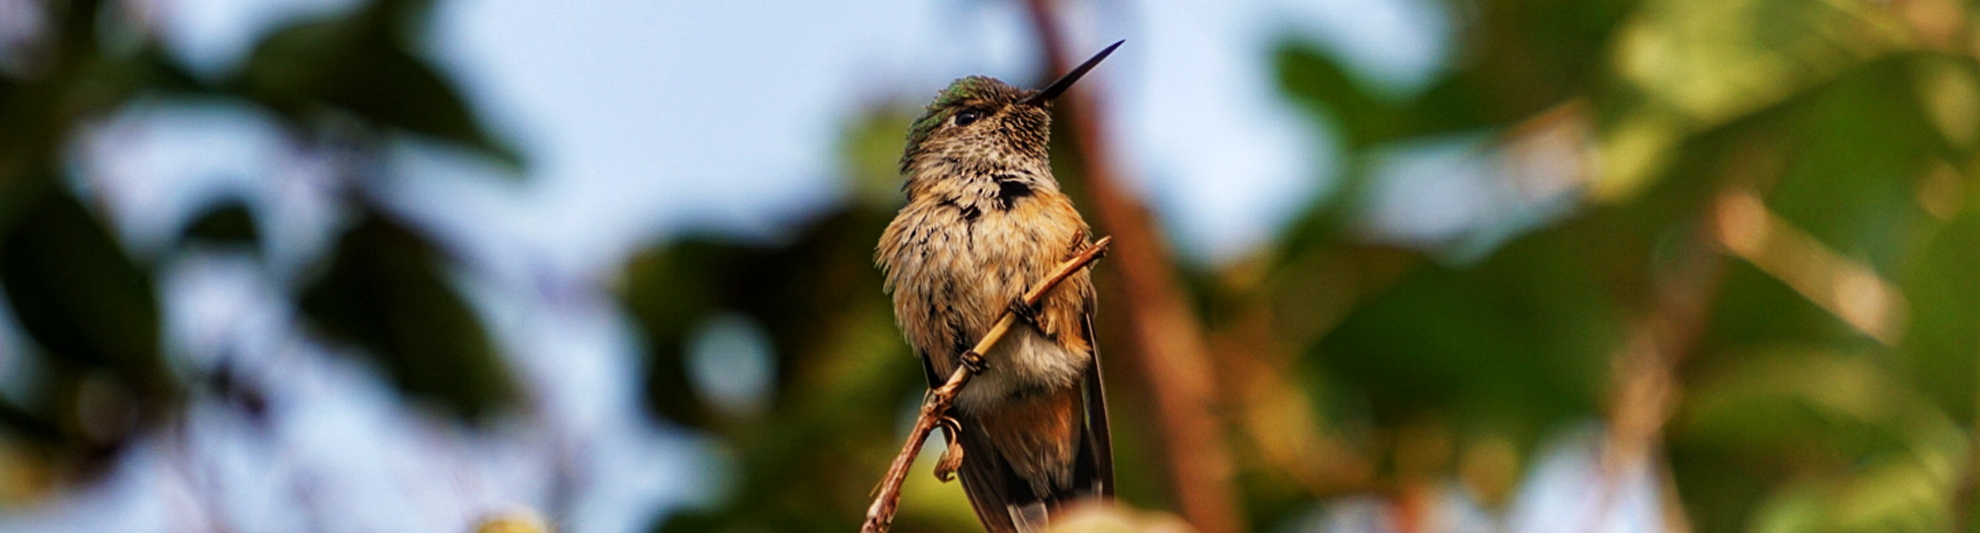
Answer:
[1022,40,1124,106]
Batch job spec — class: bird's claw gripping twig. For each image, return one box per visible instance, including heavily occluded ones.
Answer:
[959,350,988,374]
[1008,296,1043,326]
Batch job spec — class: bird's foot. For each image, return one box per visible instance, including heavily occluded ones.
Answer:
[933,417,965,482]
[959,350,988,374]
[1007,296,1042,326]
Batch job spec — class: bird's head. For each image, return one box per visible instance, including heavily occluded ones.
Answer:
[900,41,1123,176]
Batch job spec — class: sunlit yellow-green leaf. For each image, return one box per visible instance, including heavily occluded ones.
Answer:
[1597,0,1912,200]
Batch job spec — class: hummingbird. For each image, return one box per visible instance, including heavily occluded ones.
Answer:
[875,41,1123,533]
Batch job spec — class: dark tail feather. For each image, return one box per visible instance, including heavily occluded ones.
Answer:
[955,410,1105,533]
[1076,312,1115,498]
[953,415,1023,532]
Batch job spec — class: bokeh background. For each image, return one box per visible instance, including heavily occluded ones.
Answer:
[0,0,1975,531]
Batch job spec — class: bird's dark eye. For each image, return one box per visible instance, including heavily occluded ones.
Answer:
[953,108,984,126]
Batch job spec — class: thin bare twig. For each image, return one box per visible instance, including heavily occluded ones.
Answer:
[860,237,1114,533]
[1592,139,1787,533]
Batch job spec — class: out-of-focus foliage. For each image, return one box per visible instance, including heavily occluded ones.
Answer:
[636,0,1980,531]
[1252,0,1980,530]
[0,185,169,454]
[299,213,517,420]
[236,0,520,166]
[7,0,1980,531]
[0,0,517,489]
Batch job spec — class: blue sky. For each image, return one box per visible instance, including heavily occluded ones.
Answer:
[409,0,1449,270]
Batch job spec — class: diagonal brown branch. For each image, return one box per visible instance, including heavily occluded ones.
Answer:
[860,236,1113,533]
[1019,2,1243,532]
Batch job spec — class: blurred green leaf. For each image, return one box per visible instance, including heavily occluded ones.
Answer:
[0,188,170,401]
[1911,56,1980,156]
[1764,58,1939,276]
[1597,0,1910,200]
[1673,348,1967,533]
[1615,0,1906,126]
[1682,349,1921,460]
[1305,221,1621,446]
[1748,456,1959,533]
[298,212,514,420]
[1898,210,1980,422]
[1701,261,1874,350]
[0,186,172,463]
[237,6,520,167]
[1273,44,1404,152]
